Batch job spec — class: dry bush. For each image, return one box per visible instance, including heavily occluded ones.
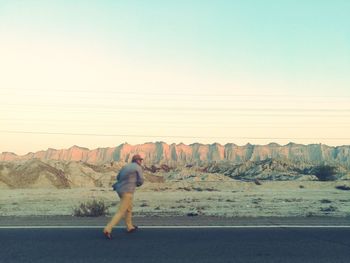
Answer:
[335,185,350,191]
[73,200,108,217]
[254,179,262,185]
[313,165,337,181]
[320,206,337,213]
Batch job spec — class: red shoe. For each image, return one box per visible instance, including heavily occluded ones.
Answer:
[127,225,138,233]
[103,230,112,240]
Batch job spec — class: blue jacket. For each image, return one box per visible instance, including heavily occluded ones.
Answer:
[112,162,144,194]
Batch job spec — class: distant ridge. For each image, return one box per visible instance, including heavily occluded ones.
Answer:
[1,142,350,168]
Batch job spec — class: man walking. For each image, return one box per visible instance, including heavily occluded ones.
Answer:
[103,154,144,239]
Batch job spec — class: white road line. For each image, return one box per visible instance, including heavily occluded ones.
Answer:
[1,225,350,229]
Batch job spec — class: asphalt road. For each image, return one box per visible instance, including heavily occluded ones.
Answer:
[1,227,350,263]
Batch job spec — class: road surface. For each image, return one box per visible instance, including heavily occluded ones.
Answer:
[1,227,350,263]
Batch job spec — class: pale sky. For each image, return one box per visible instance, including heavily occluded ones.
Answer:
[1,0,350,155]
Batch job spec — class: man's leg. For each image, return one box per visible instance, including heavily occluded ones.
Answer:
[124,198,134,230]
[104,193,133,233]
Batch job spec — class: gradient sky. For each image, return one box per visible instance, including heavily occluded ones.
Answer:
[1,0,350,155]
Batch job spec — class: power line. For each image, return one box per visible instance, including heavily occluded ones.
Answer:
[2,104,350,112]
[2,120,350,129]
[2,121,350,129]
[3,111,348,118]
[1,117,349,124]
[3,108,350,117]
[3,118,350,129]
[1,89,350,98]
[1,130,349,140]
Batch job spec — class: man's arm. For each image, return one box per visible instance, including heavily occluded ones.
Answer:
[116,172,121,181]
[136,166,144,187]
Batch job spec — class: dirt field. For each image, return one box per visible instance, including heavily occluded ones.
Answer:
[1,181,350,217]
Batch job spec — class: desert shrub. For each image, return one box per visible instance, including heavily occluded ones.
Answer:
[306,212,314,217]
[313,165,337,181]
[177,187,191,191]
[335,185,350,191]
[205,188,218,192]
[252,198,262,204]
[284,198,303,202]
[320,199,332,204]
[73,200,108,217]
[320,206,337,213]
[160,164,171,172]
[254,179,262,185]
[187,211,199,217]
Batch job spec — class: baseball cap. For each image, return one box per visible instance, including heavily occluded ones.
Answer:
[132,154,144,162]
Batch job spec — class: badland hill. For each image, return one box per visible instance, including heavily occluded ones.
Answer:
[0,142,349,189]
[1,142,350,168]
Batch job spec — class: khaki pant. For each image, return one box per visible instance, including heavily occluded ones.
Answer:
[105,192,134,232]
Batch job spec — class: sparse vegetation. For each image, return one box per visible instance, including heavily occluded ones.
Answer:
[335,185,350,191]
[205,188,218,192]
[73,200,108,217]
[254,179,262,185]
[252,198,262,204]
[177,187,192,191]
[187,211,199,217]
[284,198,303,202]
[313,165,337,181]
[153,187,170,191]
[320,206,337,213]
[306,212,314,217]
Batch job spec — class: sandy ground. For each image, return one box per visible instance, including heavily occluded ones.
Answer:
[1,181,350,218]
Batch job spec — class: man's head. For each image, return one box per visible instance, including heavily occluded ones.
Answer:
[131,154,143,165]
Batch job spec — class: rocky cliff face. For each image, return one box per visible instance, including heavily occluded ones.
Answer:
[0,159,167,189]
[3,146,116,164]
[1,142,350,168]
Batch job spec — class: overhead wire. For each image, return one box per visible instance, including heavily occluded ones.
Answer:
[0,130,349,141]
[1,90,349,143]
